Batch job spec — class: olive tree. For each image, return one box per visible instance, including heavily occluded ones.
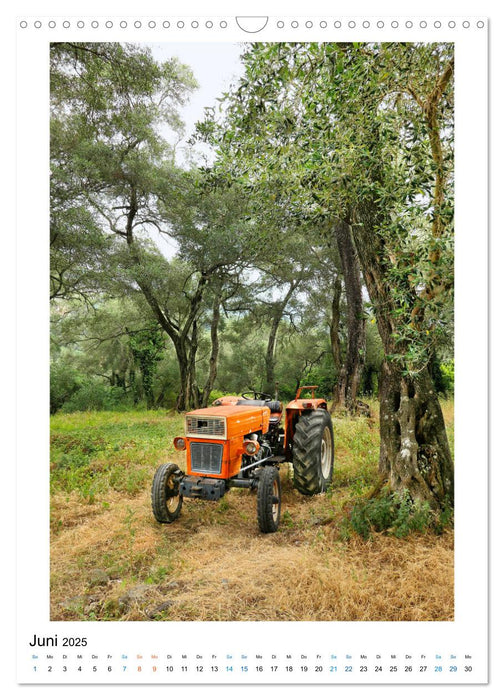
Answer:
[201,42,454,508]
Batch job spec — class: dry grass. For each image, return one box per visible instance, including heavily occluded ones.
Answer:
[50,401,454,622]
[50,478,454,622]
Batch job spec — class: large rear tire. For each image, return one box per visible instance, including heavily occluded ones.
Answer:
[292,410,334,495]
[257,466,281,533]
[151,463,184,523]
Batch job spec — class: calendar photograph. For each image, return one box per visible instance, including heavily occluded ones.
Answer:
[15,13,488,687]
[48,39,455,623]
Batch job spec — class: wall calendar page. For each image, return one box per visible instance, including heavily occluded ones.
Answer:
[11,1,492,696]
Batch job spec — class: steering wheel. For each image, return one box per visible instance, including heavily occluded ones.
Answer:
[241,391,272,401]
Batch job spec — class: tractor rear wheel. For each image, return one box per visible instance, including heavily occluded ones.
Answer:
[257,466,281,533]
[151,463,184,523]
[292,410,334,495]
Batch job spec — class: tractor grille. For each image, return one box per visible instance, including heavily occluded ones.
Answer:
[186,416,226,439]
[190,442,223,475]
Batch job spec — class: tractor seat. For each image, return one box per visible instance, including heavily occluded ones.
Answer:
[236,399,283,413]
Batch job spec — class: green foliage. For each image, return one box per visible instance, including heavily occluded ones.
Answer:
[349,492,397,538]
[439,359,455,395]
[298,365,335,399]
[343,488,449,540]
[432,497,455,534]
[50,298,183,411]
[50,39,454,467]
[50,362,82,414]
[50,42,197,304]
[361,320,383,396]
[215,318,267,394]
[145,565,174,585]
[281,510,295,528]
[50,42,211,411]
[50,203,113,303]
[60,379,129,413]
[128,324,165,408]
[206,42,454,380]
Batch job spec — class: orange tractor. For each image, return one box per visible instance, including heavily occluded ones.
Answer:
[151,386,334,533]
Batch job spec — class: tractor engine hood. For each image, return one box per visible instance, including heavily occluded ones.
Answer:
[185,405,271,441]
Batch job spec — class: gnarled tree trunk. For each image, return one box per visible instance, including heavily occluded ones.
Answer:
[334,221,366,412]
[379,360,453,505]
[351,209,454,508]
[201,285,222,407]
[329,275,343,411]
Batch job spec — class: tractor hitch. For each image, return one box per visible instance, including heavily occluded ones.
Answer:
[179,475,226,501]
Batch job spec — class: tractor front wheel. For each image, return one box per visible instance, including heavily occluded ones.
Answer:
[292,410,334,495]
[257,466,281,533]
[151,463,184,523]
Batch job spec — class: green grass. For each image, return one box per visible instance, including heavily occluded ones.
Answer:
[330,400,381,493]
[50,410,185,501]
[50,399,454,508]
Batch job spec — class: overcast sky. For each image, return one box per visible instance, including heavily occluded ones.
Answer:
[140,42,246,256]
[148,42,246,165]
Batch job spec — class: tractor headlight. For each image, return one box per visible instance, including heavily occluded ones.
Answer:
[243,439,260,456]
[174,437,186,451]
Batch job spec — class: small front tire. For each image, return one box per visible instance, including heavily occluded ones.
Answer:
[257,466,281,533]
[151,463,184,523]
